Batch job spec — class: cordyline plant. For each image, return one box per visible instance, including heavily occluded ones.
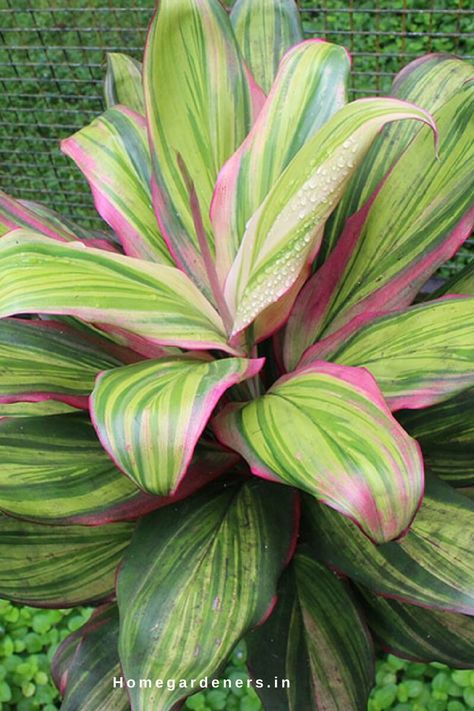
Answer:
[0,1,473,709]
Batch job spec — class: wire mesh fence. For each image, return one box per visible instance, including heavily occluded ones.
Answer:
[0,0,473,272]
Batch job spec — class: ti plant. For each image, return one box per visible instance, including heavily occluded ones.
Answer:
[0,1,473,709]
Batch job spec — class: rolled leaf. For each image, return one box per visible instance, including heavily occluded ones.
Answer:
[211,39,350,281]
[0,514,133,607]
[214,361,424,543]
[104,52,144,115]
[230,0,303,93]
[117,479,297,711]
[301,297,474,410]
[284,84,473,367]
[322,53,473,258]
[0,413,231,524]
[0,231,233,353]
[303,476,474,614]
[91,356,263,495]
[61,106,172,264]
[144,0,254,296]
[0,318,122,409]
[246,549,374,710]
[53,605,130,711]
[359,587,474,668]
[223,97,436,338]
[399,389,474,487]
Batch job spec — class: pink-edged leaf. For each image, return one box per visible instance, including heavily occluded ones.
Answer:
[144,0,255,299]
[283,81,474,369]
[300,296,474,410]
[91,356,263,496]
[61,106,172,264]
[214,361,424,544]
[211,39,350,283]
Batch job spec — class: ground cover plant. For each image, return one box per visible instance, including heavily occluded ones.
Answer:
[0,0,473,709]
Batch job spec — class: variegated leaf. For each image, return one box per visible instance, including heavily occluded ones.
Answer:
[0,318,124,409]
[117,479,297,711]
[104,52,144,115]
[214,361,424,543]
[53,605,130,711]
[0,230,233,353]
[230,0,303,93]
[246,549,374,710]
[0,413,231,525]
[399,389,474,487]
[322,53,473,258]
[284,83,473,368]
[301,297,474,410]
[211,39,350,281]
[223,98,436,338]
[62,106,172,263]
[358,587,474,668]
[144,0,255,297]
[91,356,263,495]
[0,514,133,607]
[303,476,474,614]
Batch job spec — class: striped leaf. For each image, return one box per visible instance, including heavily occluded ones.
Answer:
[303,476,474,614]
[246,549,374,711]
[230,0,303,93]
[0,230,232,353]
[91,356,263,495]
[144,0,254,297]
[0,413,231,524]
[0,514,133,607]
[211,39,350,281]
[0,189,114,248]
[284,83,474,367]
[358,588,474,668]
[399,389,474,487]
[62,106,172,264]
[214,361,424,543]
[223,98,436,339]
[301,297,474,410]
[53,605,130,711]
[0,318,123,409]
[0,401,77,417]
[117,479,297,711]
[104,52,144,115]
[322,54,473,258]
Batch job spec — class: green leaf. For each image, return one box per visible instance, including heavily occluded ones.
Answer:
[358,587,474,669]
[0,413,229,525]
[322,54,473,258]
[0,230,232,354]
[211,39,350,281]
[91,356,263,495]
[0,317,123,409]
[117,479,297,711]
[214,361,423,543]
[223,97,436,338]
[246,549,374,710]
[53,605,130,711]
[62,106,172,264]
[230,0,303,93]
[104,52,144,114]
[0,514,133,607]
[302,297,474,410]
[432,261,474,298]
[144,0,254,297]
[284,83,474,366]
[399,389,474,487]
[303,476,474,614]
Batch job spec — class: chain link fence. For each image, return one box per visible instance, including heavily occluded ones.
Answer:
[0,1,473,271]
